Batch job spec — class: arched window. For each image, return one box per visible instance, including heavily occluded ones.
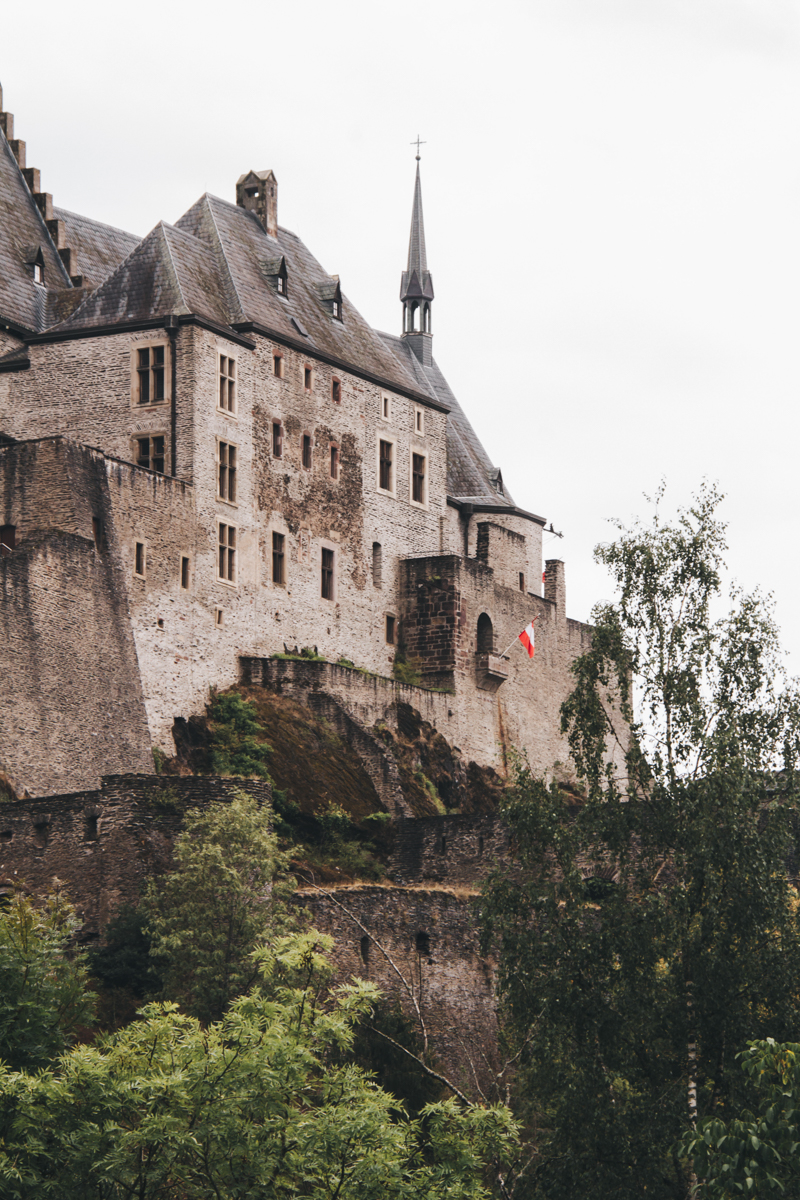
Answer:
[423,303,430,332]
[410,302,419,332]
[477,612,494,655]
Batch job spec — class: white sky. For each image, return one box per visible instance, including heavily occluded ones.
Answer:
[4,0,800,667]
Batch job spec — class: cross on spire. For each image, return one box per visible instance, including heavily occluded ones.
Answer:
[411,135,426,161]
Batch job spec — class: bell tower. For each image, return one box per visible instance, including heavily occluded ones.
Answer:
[400,151,434,366]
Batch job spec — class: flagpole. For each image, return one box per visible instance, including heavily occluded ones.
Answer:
[499,615,539,660]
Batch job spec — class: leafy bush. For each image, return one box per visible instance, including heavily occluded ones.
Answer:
[207,690,273,778]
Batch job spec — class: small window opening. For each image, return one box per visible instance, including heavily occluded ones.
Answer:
[218,524,236,582]
[1,525,16,555]
[304,366,312,391]
[321,547,334,600]
[519,572,525,592]
[332,299,340,318]
[379,440,393,491]
[272,531,285,585]
[218,355,236,412]
[372,542,382,588]
[33,261,44,285]
[33,817,50,850]
[382,394,390,419]
[272,421,283,458]
[360,935,370,966]
[332,378,341,404]
[477,612,494,655]
[181,556,190,589]
[277,274,285,295]
[92,517,103,549]
[137,345,166,405]
[215,606,224,626]
[330,445,339,479]
[415,408,424,434]
[438,835,447,856]
[0,830,12,843]
[134,542,145,577]
[273,354,284,378]
[302,434,312,470]
[136,435,165,474]
[84,813,99,842]
[218,441,237,502]
[412,453,426,504]
[157,617,165,630]
[415,931,430,958]
[385,614,396,645]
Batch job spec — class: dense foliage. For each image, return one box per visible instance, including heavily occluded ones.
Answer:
[0,890,94,1071]
[681,1039,800,1197]
[141,790,294,1022]
[481,484,800,1199]
[207,690,274,778]
[0,932,518,1199]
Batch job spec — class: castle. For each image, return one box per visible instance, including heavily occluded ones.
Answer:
[0,83,607,801]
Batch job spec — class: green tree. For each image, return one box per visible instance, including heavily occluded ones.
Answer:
[207,689,273,777]
[681,1039,800,1197]
[0,889,95,1071]
[480,484,800,1199]
[0,931,519,1200]
[141,790,294,1023]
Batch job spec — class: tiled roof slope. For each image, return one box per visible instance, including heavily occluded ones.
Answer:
[380,332,517,508]
[53,222,233,332]
[53,208,140,291]
[175,194,423,395]
[0,129,72,332]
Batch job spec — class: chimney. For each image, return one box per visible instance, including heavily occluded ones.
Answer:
[236,169,278,238]
[544,559,566,621]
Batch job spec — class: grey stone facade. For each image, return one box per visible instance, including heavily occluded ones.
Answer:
[0,86,614,799]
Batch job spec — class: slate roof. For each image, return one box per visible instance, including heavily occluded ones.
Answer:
[0,129,72,333]
[53,208,140,291]
[380,331,517,509]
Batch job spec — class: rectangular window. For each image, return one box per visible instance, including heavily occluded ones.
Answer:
[218,523,236,583]
[218,441,237,503]
[385,614,396,645]
[332,377,341,404]
[379,440,393,492]
[302,434,312,470]
[273,354,284,378]
[414,407,425,434]
[412,452,426,504]
[92,517,103,550]
[219,355,236,412]
[272,421,283,458]
[0,524,16,555]
[181,556,190,589]
[330,444,339,479]
[321,547,334,600]
[215,607,224,627]
[519,571,525,592]
[272,531,285,585]
[134,542,145,577]
[372,541,382,588]
[381,394,391,420]
[136,345,166,405]
[304,366,312,391]
[136,435,165,474]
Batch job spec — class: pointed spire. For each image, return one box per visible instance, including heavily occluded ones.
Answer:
[400,151,434,364]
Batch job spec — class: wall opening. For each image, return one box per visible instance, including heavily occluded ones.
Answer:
[477,612,494,655]
[372,542,382,588]
[360,935,370,966]
[84,812,99,842]
[415,930,431,958]
[0,830,12,843]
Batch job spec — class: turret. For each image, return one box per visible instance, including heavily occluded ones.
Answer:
[400,156,434,366]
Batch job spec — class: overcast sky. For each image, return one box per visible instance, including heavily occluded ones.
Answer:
[4,0,800,666]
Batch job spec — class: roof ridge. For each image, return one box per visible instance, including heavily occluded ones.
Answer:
[0,126,72,294]
[200,195,247,323]
[53,206,141,241]
[157,222,190,315]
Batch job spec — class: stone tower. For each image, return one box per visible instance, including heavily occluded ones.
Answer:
[400,158,434,367]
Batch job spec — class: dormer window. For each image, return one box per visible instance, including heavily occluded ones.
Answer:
[332,299,340,318]
[277,275,285,295]
[264,255,288,297]
[33,261,44,285]
[315,278,343,321]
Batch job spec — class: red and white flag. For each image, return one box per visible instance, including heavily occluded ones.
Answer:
[519,620,536,659]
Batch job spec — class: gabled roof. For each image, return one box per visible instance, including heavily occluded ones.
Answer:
[53,208,140,291]
[0,128,71,333]
[52,221,233,332]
